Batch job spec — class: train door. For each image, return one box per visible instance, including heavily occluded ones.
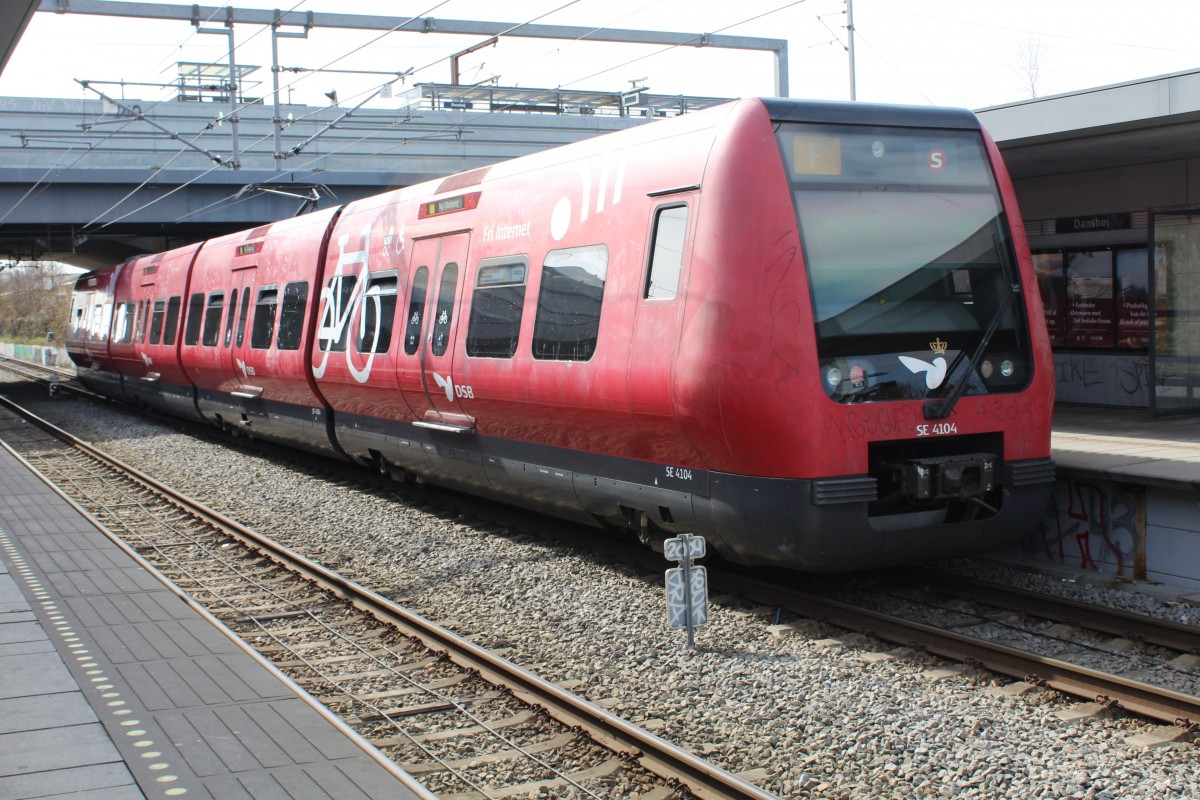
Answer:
[629,198,694,436]
[398,232,474,431]
[226,266,258,395]
[124,271,159,391]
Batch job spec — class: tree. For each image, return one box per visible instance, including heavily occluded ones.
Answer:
[0,262,77,344]
[1016,39,1044,99]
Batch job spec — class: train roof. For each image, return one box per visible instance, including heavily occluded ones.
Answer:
[760,97,981,130]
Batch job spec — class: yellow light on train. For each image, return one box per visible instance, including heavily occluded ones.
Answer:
[793,135,842,176]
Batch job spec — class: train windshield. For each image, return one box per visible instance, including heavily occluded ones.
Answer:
[776,122,1030,403]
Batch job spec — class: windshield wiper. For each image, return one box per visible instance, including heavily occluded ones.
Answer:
[924,282,1019,420]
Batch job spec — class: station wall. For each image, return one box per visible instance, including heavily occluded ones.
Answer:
[1006,473,1200,592]
[1011,158,1200,409]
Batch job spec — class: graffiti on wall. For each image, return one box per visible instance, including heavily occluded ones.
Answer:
[1018,477,1139,577]
[1053,353,1154,407]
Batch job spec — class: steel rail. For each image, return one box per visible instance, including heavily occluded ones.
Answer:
[0,392,778,800]
[712,570,1200,729]
[906,568,1200,654]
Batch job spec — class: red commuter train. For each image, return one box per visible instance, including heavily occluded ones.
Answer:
[67,97,1055,571]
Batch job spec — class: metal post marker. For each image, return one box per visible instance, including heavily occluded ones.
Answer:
[664,533,708,650]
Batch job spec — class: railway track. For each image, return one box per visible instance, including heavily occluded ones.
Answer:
[0,390,777,800]
[705,568,1200,732]
[6,360,1200,740]
[901,567,1200,655]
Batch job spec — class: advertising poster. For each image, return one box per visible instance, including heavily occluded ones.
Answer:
[1066,250,1114,348]
[1115,248,1149,349]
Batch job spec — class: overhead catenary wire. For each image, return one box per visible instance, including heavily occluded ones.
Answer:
[852,29,934,105]
[139,0,810,224]
[43,0,795,230]
[260,0,800,173]
[557,0,805,90]
[80,0,596,225]
[261,0,807,183]
[64,1,453,230]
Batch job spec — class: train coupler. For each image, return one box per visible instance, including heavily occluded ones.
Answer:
[902,453,996,501]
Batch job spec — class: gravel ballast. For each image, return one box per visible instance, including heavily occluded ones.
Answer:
[8,380,1200,800]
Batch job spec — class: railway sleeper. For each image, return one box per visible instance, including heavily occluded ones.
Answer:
[396,731,581,774]
[312,672,472,703]
[275,652,437,670]
[351,693,501,726]
[377,709,539,746]
[436,756,626,800]
[295,666,443,685]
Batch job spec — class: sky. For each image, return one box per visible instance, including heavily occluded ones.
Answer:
[3,1,1200,112]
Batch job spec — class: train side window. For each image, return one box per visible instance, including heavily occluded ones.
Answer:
[355,274,398,354]
[645,205,688,300]
[114,303,134,344]
[404,266,430,355]
[90,304,103,337]
[184,292,205,345]
[533,244,608,362]
[431,263,458,357]
[135,300,149,343]
[466,258,527,358]
[148,299,166,345]
[277,281,309,351]
[224,288,238,346]
[201,292,225,347]
[236,288,251,346]
[250,287,279,349]
[318,274,358,352]
[162,296,181,346]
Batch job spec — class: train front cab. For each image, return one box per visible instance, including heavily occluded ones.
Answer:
[675,98,1056,571]
[67,265,124,398]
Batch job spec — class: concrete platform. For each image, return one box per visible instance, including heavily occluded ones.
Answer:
[0,443,435,800]
[1052,404,1200,489]
[996,404,1200,590]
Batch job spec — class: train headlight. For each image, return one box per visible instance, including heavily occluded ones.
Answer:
[825,366,843,388]
[980,359,994,379]
[1000,359,1015,378]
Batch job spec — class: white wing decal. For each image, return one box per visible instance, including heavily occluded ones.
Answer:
[432,372,454,402]
[898,355,948,390]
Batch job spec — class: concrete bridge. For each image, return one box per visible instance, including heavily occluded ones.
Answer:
[0,1,787,269]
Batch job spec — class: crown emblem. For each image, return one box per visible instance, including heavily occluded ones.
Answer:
[929,337,948,356]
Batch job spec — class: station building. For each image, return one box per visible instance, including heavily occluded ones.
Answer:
[979,69,1200,413]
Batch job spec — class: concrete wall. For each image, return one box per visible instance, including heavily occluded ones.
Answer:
[0,342,69,369]
[1005,474,1200,592]
[1053,352,1151,407]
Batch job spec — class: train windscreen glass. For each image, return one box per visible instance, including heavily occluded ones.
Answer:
[777,123,1030,403]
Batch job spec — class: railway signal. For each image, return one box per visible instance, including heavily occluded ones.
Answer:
[665,533,708,650]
